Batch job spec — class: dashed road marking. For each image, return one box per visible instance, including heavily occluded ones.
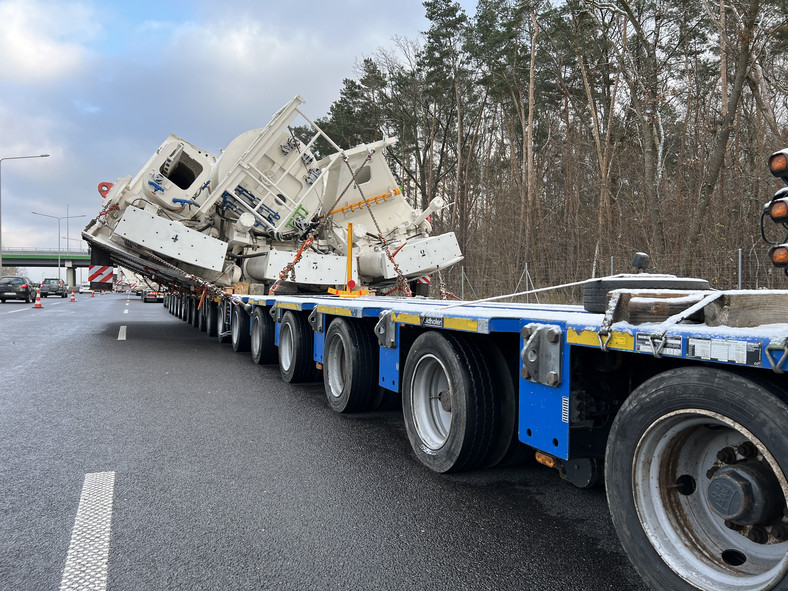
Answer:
[118,326,127,340]
[59,471,116,591]
[123,309,128,314]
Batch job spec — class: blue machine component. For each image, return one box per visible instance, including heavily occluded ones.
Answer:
[517,321,571,460]
[148,179,165,193]
[378,323,400,392]
[221,191,272,230]
[313,323,325,364]
[172,198,197,207]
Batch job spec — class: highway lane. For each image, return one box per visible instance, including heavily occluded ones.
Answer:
[0,293,645,590]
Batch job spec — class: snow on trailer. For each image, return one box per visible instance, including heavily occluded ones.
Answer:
[86,96,788,590]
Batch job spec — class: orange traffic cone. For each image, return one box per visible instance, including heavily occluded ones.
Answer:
[70,290,76,302]
[91,290,95,297]
[33,289,43,309]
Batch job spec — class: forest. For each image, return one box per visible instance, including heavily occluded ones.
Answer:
[302,0,788,301]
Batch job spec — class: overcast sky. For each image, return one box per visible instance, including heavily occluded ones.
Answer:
[0,0,476,280]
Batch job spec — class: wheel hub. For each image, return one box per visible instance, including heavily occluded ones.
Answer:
[707,461,783,526]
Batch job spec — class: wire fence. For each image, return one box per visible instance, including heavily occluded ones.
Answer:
[436,248,788,304]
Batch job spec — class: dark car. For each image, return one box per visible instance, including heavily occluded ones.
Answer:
[0,276,36,303]
[142,289,164,303]
[40,277,67,298]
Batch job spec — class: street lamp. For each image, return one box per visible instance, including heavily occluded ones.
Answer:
[0,154,50,272]
[31,211,86,281]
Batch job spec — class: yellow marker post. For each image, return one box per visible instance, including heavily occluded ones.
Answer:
[328,222,369,298]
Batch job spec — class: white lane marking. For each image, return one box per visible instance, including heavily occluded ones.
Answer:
[118,326,127,340]
[59,471,116,591]
[123,309,128,314]
[2,307,29,314]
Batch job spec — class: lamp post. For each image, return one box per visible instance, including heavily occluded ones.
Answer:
[31,211,86,281]
[0,154,50,272]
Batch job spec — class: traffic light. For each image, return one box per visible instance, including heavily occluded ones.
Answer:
[763,150,788,270]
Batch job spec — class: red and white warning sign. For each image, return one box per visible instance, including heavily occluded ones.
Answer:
[88,265,114,284]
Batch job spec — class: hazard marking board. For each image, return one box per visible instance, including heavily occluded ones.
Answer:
[88,265,113,283]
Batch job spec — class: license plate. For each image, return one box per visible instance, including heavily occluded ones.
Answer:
[3,292,15,296]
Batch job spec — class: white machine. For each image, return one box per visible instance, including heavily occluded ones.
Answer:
[82,96,462,294]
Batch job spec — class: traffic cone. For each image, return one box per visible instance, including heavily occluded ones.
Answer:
[70,290,76,302]
[33,289,43,309]
[91,290,95,297]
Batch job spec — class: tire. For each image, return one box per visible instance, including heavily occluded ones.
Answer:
[206,301,218,337]
[217,300,230,344]
[191,299,199,328]
[480,340,526,468]
[198,301,208,332]
[401,331,496,473]
[61,292,66,298]
[231,305,251,352]
[26,292,33,303]
[371,386,401,411]
[582,275,711,313]
[605,367,788,591]
[322,318,377,413]
[250,308,276,365]
[278,310,320,383]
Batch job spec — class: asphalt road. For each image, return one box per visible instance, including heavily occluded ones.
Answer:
[0,293,645,590]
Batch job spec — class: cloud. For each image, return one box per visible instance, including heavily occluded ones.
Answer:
[0,0,99,83]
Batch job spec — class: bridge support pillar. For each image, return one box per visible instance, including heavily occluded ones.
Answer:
[66,267,76,289]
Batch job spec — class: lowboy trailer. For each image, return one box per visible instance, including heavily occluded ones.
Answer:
[163,279,788,591]
[83,94,788,589]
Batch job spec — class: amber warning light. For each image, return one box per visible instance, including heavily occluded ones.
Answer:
[770,150,788,178]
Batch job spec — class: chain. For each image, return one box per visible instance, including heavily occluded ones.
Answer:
[437,269,460,300]
[269,151,378,295]
[269,235,315,294]
[339,154,412,297]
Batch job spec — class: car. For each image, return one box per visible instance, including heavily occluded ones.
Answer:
[0,276,36,303]
[142,289,164,303]
[40,278,67,298]
[78,283,91,294]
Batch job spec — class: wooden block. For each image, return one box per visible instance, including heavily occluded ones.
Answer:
[705,293,788,327]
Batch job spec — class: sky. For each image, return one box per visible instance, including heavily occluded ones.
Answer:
[0,0,477,281]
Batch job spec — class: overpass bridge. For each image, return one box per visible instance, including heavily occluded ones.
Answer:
[2,248,91,286]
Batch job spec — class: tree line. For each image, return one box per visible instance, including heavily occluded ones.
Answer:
[306,0,788,299]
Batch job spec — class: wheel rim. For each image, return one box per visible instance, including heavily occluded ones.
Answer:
[325,333,346,398]
[633,409,788,590]
[280,322,294,372]
[409,354,452,450]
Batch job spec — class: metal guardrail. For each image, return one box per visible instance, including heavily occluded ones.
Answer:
[3,247,89,253]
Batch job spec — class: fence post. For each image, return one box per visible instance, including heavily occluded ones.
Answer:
[738,248,742,290]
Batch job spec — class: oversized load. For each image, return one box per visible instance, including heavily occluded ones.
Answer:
[82,96,462,294]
